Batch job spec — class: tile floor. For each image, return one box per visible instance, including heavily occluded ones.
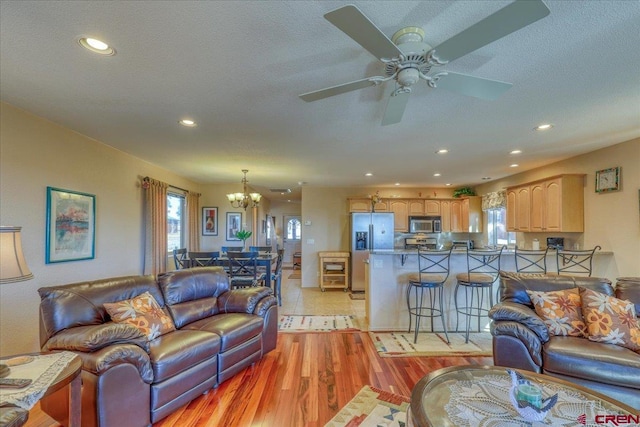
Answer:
[279,268,366,328]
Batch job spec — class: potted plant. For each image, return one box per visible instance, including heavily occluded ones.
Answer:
[235,230,252,249]
[452,187,476,198]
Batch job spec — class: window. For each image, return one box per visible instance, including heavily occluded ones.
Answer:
[167,193,185,252]
[286,218,301,240]
[486,207,515,247]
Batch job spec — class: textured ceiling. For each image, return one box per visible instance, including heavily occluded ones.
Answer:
[1,1,639,201]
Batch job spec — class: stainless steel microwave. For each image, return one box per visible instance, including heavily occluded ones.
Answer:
[409,216,441,233]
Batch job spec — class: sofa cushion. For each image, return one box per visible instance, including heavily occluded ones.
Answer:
[498,271,613,306]
[526,288,587,338]
[104,292,176,340]
[580,287,640,353]
[543,336,640,390]
[182,313,262,352]
[148,330,220,383]
[616,277,640,318]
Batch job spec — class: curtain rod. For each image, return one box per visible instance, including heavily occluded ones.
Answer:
[143,176,189,193]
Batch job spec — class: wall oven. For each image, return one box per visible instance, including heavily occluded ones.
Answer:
[409,216,441,233]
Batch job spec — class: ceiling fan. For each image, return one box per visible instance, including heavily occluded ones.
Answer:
[299,0,550,125]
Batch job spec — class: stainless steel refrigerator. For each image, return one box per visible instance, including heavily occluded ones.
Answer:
[350,212,394,291]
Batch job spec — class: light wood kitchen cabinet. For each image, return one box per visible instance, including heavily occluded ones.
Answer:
[506,186,531,231]
[508,174,584,233]
[349,198,371,212]
[448,197,482,232]
[424,200,441,215]
[440,200,451,232]
[389,200,408,232]
[408,200,425,215]
[373,200,389,212]
[449,199,464,232]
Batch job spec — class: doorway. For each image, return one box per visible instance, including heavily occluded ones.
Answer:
[283,215,301,268]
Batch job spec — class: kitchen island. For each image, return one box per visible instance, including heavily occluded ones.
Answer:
[364,248,614,331]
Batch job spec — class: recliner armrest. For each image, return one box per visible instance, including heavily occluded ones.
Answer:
[489,302,549,342]
[42,323,149,353]
[75,343,154,384]
[217,286,276,315]
[490,321,544,367]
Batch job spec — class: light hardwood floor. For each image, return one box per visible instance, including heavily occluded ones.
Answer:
[25,270,492,427]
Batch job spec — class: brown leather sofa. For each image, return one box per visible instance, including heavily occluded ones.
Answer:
[489,272,640,410]
[37,267,277,427]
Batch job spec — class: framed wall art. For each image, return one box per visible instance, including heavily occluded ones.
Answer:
[226,212,242,241]
[202,207,218,235]
[46,186,95,263]
[595,166,620,193]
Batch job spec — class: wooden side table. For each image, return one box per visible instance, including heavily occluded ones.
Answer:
[0,353,82,427]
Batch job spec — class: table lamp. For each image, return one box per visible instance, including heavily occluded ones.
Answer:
[0,226,33,284]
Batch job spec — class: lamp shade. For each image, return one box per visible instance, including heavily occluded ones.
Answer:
[0,226,33,284]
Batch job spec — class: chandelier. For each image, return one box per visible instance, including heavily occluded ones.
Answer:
[226,169,262,210]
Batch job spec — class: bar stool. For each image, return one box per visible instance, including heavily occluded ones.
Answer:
[514,246,548,273]
[556,245,601,276]
[406,248,452,344]
[455,246,504,343]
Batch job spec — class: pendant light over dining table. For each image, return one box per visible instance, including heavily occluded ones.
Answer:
[226,169,262,210]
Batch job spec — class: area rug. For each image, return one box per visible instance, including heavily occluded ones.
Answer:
[349,292,365,300]
[370,331,492,357]
[279,315,359,332]
[324,385,410,427]
[288,272,301,279]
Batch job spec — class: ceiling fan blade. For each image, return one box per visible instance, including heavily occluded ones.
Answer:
[435,72,512,100]
[299,77,381,102]
[324,5,403,61]
[432,0,550,63]
[382,90,410,126]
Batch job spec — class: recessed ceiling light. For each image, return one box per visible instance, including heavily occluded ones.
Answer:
[179,119,197,127]
[482,177,492,180]
[78,37,115,55]
[433,173,441,177]
[436,149,449,154]
[445,183,452,186]
[365,173,373,177]
[510,164,519,168]
[510,150,522,154]
[534,123,553,131]
[394,183,400,186]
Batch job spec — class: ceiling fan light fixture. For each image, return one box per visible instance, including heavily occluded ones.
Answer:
[397,68,420,87]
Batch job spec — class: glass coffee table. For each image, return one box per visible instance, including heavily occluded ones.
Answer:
[409,365,637,426]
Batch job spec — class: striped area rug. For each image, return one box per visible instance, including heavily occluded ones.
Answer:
[370,331,493,357]
[278,315,359,332]
[324,385,410,427]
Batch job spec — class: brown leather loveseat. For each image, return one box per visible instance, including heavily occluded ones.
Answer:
[489,272,640,409]
[37,267,277,427]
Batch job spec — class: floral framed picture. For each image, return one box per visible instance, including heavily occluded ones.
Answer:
[46,187,95,263]
[226,212,242,241]
[202,207,218,235]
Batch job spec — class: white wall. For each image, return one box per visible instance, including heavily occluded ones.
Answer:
[0,103,202,355]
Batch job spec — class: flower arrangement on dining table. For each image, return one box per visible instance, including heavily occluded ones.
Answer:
[235,230,252,249]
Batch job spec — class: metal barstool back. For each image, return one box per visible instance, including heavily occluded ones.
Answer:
[556,245,601,276]
[406,247,453,344]
[455,246,504,343]
[514,246,548,273]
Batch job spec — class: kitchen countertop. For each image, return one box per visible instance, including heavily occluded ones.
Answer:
[371,248,613,255]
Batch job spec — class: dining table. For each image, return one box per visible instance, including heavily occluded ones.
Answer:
[189,251,278,290]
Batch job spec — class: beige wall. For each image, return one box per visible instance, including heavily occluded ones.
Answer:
[0,103,202,355]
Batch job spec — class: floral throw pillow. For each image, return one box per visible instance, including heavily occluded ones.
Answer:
[526,288,587,337]
[104,291,176,340]
[580,287,640,352]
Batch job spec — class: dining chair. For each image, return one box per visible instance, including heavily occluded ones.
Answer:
[173,248,190,269]
[226,251,266,288]
[270,249,285,306]
[221,246,243,253]
[556,245,601,276]
[406,247,452,344]
[454,246,504,343]
[514,246,548,273]
[188,251,220,267]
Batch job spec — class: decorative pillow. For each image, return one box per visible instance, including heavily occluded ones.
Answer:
[104,292,176,340]
[580,287,640,352]
[526,288,587,337]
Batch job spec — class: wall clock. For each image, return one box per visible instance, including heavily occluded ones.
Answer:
[595,167,620,193]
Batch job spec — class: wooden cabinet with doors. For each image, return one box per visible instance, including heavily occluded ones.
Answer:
[508,174,584,233]
[372,200,389,212]
[447,196,482,233]
[408,200,424,215]
[506,186,531,231]
[389,200,409,232]
[425,200,441,215]
[440,200,451,232]
[349,198,371,212]
[318,251,350,292]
